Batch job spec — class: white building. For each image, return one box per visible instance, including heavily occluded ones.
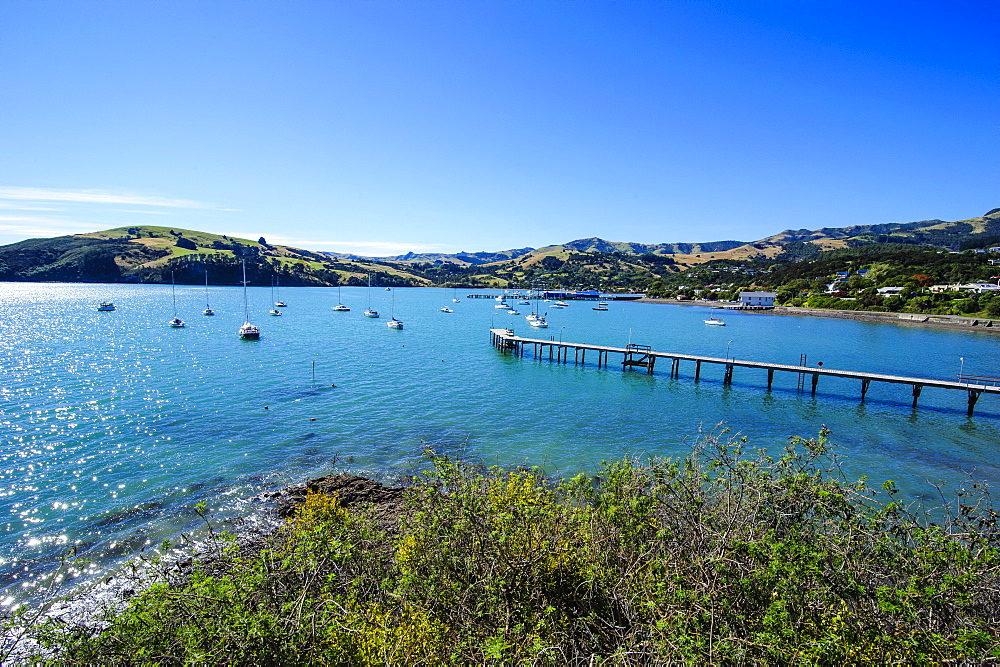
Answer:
[962,283,1000,293]
[739,291,776,307]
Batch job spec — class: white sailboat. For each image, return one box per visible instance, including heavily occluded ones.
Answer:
[364,274,379,318]
[168,271,185,328]
[273,276,286,308]
[239,261,260,340]
[332,284,350,312]
[386,290,403,329]
[452,286,461,303]
[269,278,282,316]
[203,270,215,315]
[526,291,548,327]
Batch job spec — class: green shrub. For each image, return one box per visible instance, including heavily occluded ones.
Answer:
[15,431,1000,664]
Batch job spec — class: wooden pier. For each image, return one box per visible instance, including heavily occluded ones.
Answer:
[489,328,999,416]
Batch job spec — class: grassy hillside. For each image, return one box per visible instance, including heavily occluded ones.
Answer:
[1,210,996,292]
[0,226,429,287]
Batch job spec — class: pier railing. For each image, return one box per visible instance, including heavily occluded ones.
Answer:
[489,329,998,416]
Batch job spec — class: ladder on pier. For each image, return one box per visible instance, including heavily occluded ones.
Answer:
[622,344,656,374]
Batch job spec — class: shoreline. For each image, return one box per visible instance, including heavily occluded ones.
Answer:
[635,298,1000,334]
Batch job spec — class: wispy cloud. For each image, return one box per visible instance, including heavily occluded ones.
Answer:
[0,204,61,211]
[115,209,172,215]
[0,186,225,210]
[0,215,93,238]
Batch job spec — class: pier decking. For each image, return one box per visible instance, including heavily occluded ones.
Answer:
[489,328,999,415]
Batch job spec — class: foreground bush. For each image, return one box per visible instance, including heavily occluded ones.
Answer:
[17,430,1000,663]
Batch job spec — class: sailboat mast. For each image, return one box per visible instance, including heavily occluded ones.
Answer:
[242,261,250,321]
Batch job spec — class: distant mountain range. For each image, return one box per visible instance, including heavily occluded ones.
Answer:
[0,209,996,287]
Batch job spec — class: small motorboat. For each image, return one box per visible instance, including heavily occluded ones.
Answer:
[704,318,726,326]
[508,309,520,315]
[97,302,116,312]
[519,300,531,305]
[592,304,609,311]
[440,306,454,313]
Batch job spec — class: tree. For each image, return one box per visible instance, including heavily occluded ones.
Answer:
[258,237,268,246]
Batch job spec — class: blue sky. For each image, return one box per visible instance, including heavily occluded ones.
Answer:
[0,1,996,256]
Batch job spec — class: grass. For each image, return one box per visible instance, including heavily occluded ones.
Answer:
[9,429,1000,664]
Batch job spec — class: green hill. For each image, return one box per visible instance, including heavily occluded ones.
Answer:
[0,226,428,287]
[1,210,996,290]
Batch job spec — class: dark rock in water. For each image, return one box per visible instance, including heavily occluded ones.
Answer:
[275,474,406,518]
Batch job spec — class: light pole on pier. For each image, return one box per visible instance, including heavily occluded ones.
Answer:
[559,326,566,343]
[726,340,733,361]
[960,356,965,385]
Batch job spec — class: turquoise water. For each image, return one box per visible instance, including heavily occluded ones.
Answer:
[2,282,1000,605]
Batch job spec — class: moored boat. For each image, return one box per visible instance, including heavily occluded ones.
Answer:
[168,272,185,328]
[364,274,379,317]
[97,301,116,312]
[333,285,350,312]
[239,260,260,340]
[203,270,215,315]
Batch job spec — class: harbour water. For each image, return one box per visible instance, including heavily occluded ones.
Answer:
[2,282,1000,608]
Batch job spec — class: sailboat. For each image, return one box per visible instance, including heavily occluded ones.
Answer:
[526,291,548,328]
[386,289,403,329]
[273,276,286,308]
[364,274,379,318]
[238,261,261,340]
[168,271,185,328]
[332,284,350,312]
[202,270,215,315]
[452,286,461,303]
[269,278,283,316]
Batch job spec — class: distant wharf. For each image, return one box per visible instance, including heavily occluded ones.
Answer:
[489,328,1000,416]
[467,293,643,301]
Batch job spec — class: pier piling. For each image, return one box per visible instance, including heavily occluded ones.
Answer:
[490,328,998,415]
